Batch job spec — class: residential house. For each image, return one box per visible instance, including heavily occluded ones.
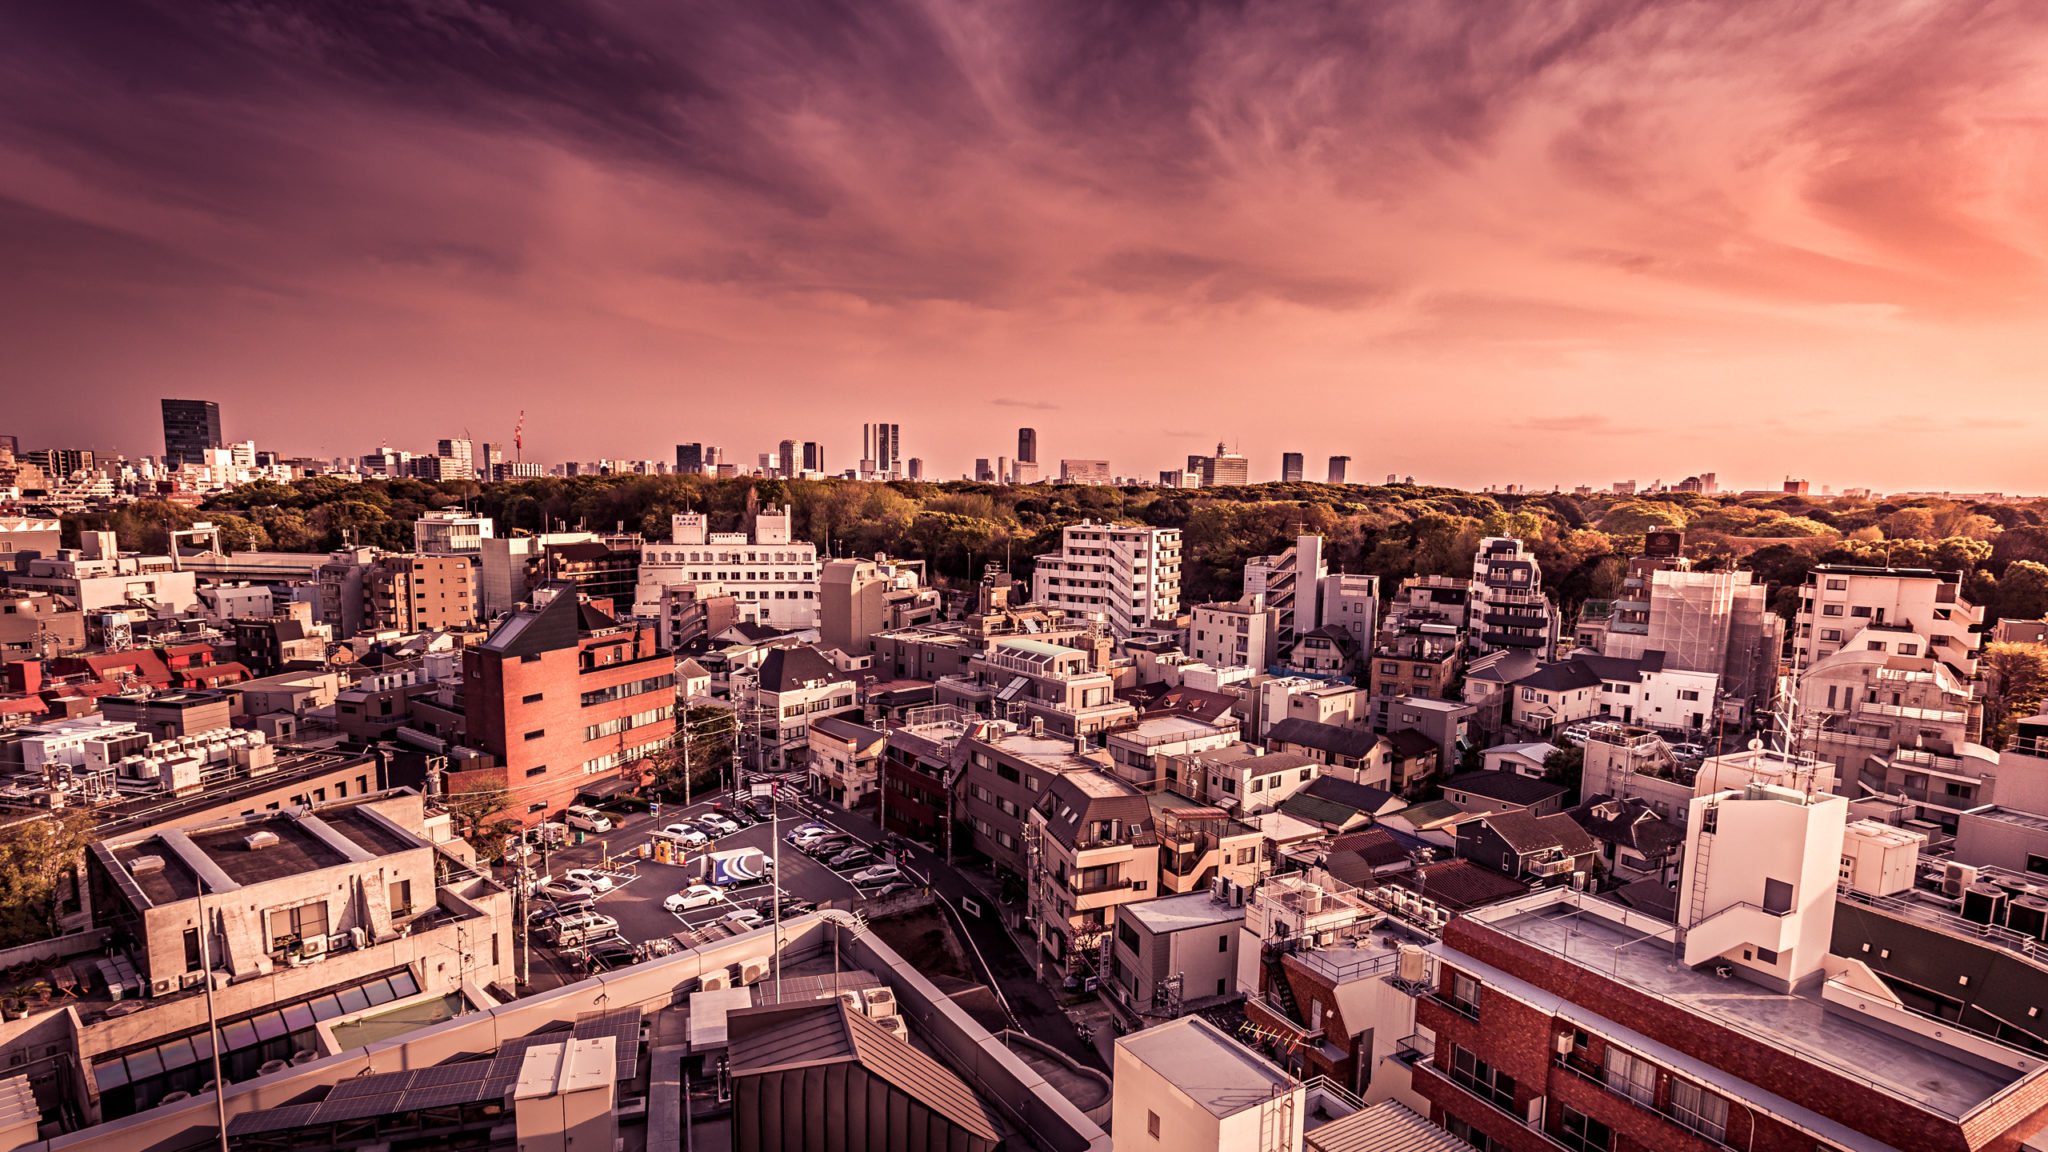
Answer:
[1481,741,1560,778]
[1454,809,1599,881]
[1439,771,1569,817]
[1276,776,1405,834]
[1569,793,1686,883]
[746,645,858,773]
[807,715,887,805]
[1109,890,1246,1019]
[1028,768,1161,977]
[1264,718,1394,791]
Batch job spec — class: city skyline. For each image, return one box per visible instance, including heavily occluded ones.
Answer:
[3,3,2046,491]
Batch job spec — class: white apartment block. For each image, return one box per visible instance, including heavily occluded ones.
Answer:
[1319,573,1380,652]
[1186,594,1278,670]
[1034,521,1181,637]
[1795,565,1982,680]
[632,504,819,629]
[1243,534,1326,651]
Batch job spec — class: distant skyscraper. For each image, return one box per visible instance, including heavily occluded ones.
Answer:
[997,456,1009,484]
[867,423,901,475]
[975,458,993,482]
[675,444,704,474]
[160,398,222,468]
[479,443,505,478]
[1017,428,1037,464]
[1282,453,1304,482]
[907,458,924,480]
[802,441,824,473]
[1327,456,1350,484]
[777,440,797,477]
[437,438,475,476]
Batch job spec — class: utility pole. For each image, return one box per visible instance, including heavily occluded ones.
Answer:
[195,882,228,1152]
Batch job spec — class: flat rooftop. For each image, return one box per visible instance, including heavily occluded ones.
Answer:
[1122,889,1246,933]
[188,820,349,884]
[320,804,423,855]
[1118,1015,1294,1118]
[1480,898,2018,1118]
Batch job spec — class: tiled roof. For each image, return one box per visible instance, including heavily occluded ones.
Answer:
[1480,810,1599,857]
[1387,860,1530,910]
[1299,774,1401,815]
[1441,770,1567,807]
[1266,717,1384,760]
[757,645,850,693]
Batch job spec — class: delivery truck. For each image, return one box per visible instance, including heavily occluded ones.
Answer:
[698,846,774,890]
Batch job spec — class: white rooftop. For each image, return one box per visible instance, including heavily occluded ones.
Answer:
[1121,889,1247,934]
[1117,1015,1295,1118]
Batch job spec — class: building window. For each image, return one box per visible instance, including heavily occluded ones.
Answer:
[389,880,413,916]
[1823,604,1844,616]
[522,692,544,703]
[524,729,546,741]
[1444,1116,1495,1150]
[1147,1110,1160,1139]
[526,766,548,777]
[529,802,548,813]
[184,928,203,973]
[1558,1105,1611,1152]
[1602,1045,1657,1106]
[1669,1079,1729,1141]
[1449,1045,1515,1111]
[268,902,329,952]
[1447,971,1481,1017]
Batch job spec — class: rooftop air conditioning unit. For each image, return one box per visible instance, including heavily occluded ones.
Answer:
[876,1016,909,1042]
[151,978,172,997]
[129,855,166,874]
[1230,884,1245,907]
[300,936,327,958]
[699,970,731,992]
[740,958,769,986]
[863,988,897,1017]
[836,990,865,1013]
[244,830,280,851]
[1945,863,1979,897]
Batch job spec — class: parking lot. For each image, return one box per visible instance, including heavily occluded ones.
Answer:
[514,789,925,974]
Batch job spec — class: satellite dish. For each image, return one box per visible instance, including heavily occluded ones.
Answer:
[1747,738,1763,752]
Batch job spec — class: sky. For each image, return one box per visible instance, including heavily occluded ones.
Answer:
[2,0,2046,493]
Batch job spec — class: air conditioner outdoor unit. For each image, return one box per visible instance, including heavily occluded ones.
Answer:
[1945,863,1979,897]
[876,1016,909,1042]
[836,990,865,1013]
[151,978,172,997]
[740,958,769,985]
[699,970,731,992]
[350,927,367,950]
[863,988,897,1017]
[300,936,327,958]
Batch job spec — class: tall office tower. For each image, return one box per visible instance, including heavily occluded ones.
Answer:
[1327,456,1350,484]
[777,440,798,477]
[479,443,505,478]
[1017,427,1037,465]
[802,441,824,473]
[907,458,924,480]
[1281,452,1305,482]
[997,456,1009,484]
[706,445,725,467]
[675,444,704,474]
[437,438,475,475]
[975,458,993,482]
[870,423,901,475]
[160,398,223,468]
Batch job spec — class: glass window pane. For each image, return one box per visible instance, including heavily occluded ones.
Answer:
[124,1047,164,1080]
[158,1037,195,1071]
[94,1059,130,1091]
[191,1031,215,1063]
[280,1003,316,1032]
[389,971,420,998]
[336,986,370,1013]
[253,1012,288,1042]
[363,979,395,1006]
[221,1019,257,1050]
[308,995,345,1021]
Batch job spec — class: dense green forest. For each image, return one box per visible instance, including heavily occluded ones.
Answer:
[63,475,2048,627]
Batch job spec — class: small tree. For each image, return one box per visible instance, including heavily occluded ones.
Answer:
[445,776,516,854]
[648,703,738,801]
[1982,642,2048,749]
[1543,744,1585,803]
[0,811,96,948]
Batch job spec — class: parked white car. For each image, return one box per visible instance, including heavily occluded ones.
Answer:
[699,813,741,836]
[664,885,726,912]
[849,864,904,888]
[661,823,710,847]
[721,908,766,930]
[563,868,614,893]
[563,806,614,832]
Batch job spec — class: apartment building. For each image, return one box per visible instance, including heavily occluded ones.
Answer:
[1370,632,1460,703]
[632,505,819,629]
[1027,768,1160,976]
[79,790,512,1124]
[960,720,1112,878]
[1034,521,1182,637]
[938,636,1131,736]
[806,714,886,804]
[476,530,596,616]
[744,645,858,773]
[1795,563,1983,679]
[1244,534,1326,654]
[1319,573,1380,652]
[362,553,476,633]
[1467,536,1558,657]
[1186,593,1280,671]
[9,543,199,616]
[1110,890,1246,1018]
[1413,781,2048,1152]
[878,706,980,851]
[1799,624,1988,809]
[411,509,493,555]
[818,556,938,655]
[1104,712,1242,788]
[458,586,673,824]
[1599,548,1781,714]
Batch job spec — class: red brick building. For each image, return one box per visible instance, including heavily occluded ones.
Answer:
[1410,889,2048,1152]
[460,586,674,825]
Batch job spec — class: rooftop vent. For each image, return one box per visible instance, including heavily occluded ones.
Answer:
[244,830,280,851]
[129,855,166,874]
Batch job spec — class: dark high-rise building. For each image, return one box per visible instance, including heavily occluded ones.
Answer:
[777,439,798,477]
[675,443,704,474]
[1281,452,1304,482]
[802,441,824,473]
[1017,427,1037,464]
[160,398,222,468]
[1327,456,1350,484]
[907,457,924,481]
[871,423,901,475]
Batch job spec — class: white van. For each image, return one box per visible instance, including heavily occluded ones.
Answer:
[547,911,620,947]
[563,806,613,833]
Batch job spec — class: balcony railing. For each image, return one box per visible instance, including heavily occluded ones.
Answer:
[1071,876,1138,896]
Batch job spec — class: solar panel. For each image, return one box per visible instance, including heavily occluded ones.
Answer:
[313,1092,407,1122]
[995,675,1028,702]
[409,1062,495,1087]
[226,1103,321,1136]
[325,1070,414,1099]
[398,1082,491,1111]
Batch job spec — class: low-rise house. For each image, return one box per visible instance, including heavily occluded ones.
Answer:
[1480,740,1559,778]
[1455,809,1599,880]
[1199,748,1319,815]
[1439,769,1569,817]
[962,719,1112,878]
[1028,769,1160,977]
[806,715,887,805]
[1149,794,1265,894]
[1109,889,1246,1019]
[1264,717,1394,791]
[1383,729,1443,797]
[1105,713,1240,788]
[746,645,858,773]
[1276,776,1405,834]
[1570,793,1687,882]
[1280,625,1359,677]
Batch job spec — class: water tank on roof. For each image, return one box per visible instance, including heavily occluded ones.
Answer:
[1962,883,2008,926]
[1397,944,1428,982]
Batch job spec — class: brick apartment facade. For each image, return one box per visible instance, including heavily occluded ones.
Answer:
[459,587,674,825]
[366,553,476,632]
[1411,914,2048,1152]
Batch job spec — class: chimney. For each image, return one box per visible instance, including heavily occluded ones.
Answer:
[1074,734,1089,755]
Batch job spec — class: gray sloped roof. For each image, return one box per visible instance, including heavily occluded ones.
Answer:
[1306,1100,1469,1152]
[1266,717,1384,760]
[1441,770,1566,807]
[757,645,850,692]
[726,1002,1000,1141]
